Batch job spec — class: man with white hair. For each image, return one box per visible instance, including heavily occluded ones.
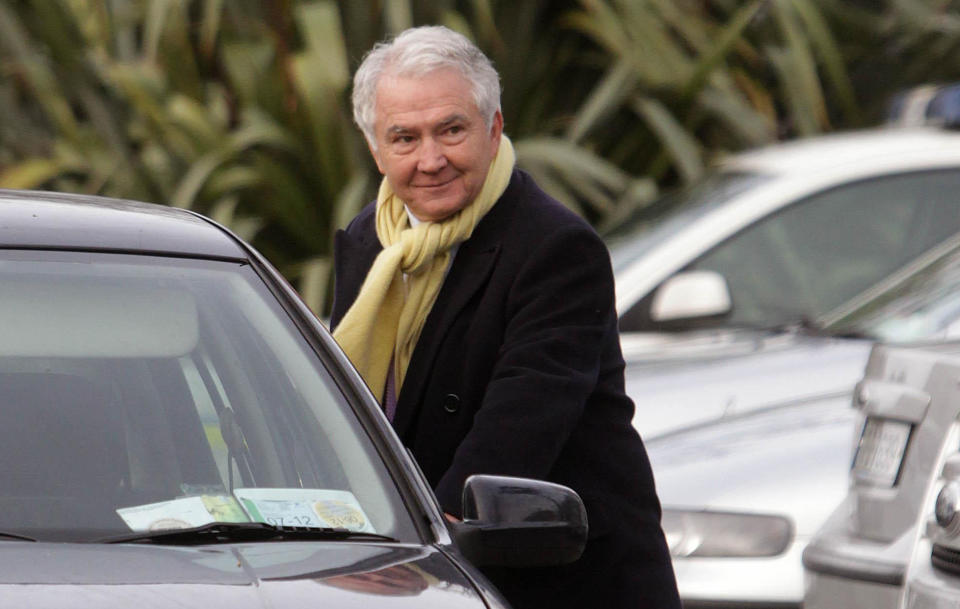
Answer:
[331,25,679,609]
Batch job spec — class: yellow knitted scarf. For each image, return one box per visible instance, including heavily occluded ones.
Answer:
[334,136,515,400]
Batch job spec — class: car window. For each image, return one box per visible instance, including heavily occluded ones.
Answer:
[622,169,960,331]
[606,171,768,274]
[0,251,419,542]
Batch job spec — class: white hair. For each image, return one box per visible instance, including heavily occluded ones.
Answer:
[352,25,501,148]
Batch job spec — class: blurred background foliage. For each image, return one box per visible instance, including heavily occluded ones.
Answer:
[0,0,956,313]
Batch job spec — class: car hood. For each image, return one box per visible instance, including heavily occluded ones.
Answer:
[647,396,858,538]
[622,330,873,438]
[0,541,492,608]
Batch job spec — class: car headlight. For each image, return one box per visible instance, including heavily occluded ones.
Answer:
[661,509,794,558]
[935,481,960,533]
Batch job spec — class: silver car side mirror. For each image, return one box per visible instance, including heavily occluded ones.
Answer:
[650,270,732,323]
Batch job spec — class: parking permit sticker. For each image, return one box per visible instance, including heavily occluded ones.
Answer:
[233,488,375,533]
[117,495,249,531]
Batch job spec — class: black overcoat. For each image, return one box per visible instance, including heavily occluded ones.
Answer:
[331,169,680,609]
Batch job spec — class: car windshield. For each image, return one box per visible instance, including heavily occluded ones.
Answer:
[0,250,419,543]
[827,240,960,342]
[606,170,769,274]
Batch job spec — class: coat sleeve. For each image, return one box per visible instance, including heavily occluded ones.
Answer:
[433,223,619,511]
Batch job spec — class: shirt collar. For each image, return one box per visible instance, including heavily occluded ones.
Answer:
[405,206,422,228]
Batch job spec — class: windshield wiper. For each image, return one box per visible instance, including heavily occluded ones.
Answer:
[0,531,36,542]
[96,522,397,545]
[781,316,873,340]
[734,315,872,340]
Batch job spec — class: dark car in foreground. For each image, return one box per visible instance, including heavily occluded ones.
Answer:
[0,189,587,607]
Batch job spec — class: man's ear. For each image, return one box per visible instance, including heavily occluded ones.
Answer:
[489,110,504,153]
[368,141,386,175]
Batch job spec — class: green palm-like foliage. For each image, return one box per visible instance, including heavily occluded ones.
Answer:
[561,0,860,181]
[0,1,364,312]
[1,0,954,312]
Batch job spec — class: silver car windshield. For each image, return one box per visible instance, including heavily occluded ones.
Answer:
[829,239,960,342]
[0,251,418,543]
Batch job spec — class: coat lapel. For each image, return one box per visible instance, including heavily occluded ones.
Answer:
[391,229,502,439]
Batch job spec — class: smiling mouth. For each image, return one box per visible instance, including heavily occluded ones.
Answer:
[414,177,457,189]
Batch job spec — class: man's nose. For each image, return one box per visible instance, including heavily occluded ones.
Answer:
[416,138,447,173]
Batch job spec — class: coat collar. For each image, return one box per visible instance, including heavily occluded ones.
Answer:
[329,213,381,330]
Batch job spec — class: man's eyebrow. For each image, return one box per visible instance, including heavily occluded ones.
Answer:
[384,114,471,137]
[437,114,470,129]
[386,125,414,136]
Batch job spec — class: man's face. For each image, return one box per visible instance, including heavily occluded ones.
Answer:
[369,68,503,223]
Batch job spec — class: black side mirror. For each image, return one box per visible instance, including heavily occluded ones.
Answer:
[451,474,588,567]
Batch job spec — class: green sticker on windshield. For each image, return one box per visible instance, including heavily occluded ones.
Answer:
[233,488,375,533]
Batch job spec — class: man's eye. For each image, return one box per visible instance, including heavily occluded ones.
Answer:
[440,126,466,141]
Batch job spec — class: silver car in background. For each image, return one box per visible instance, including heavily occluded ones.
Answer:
[609,121,960,607]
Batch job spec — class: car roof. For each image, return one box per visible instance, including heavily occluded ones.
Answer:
[0,189,246,259]
[723,126,960,176]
